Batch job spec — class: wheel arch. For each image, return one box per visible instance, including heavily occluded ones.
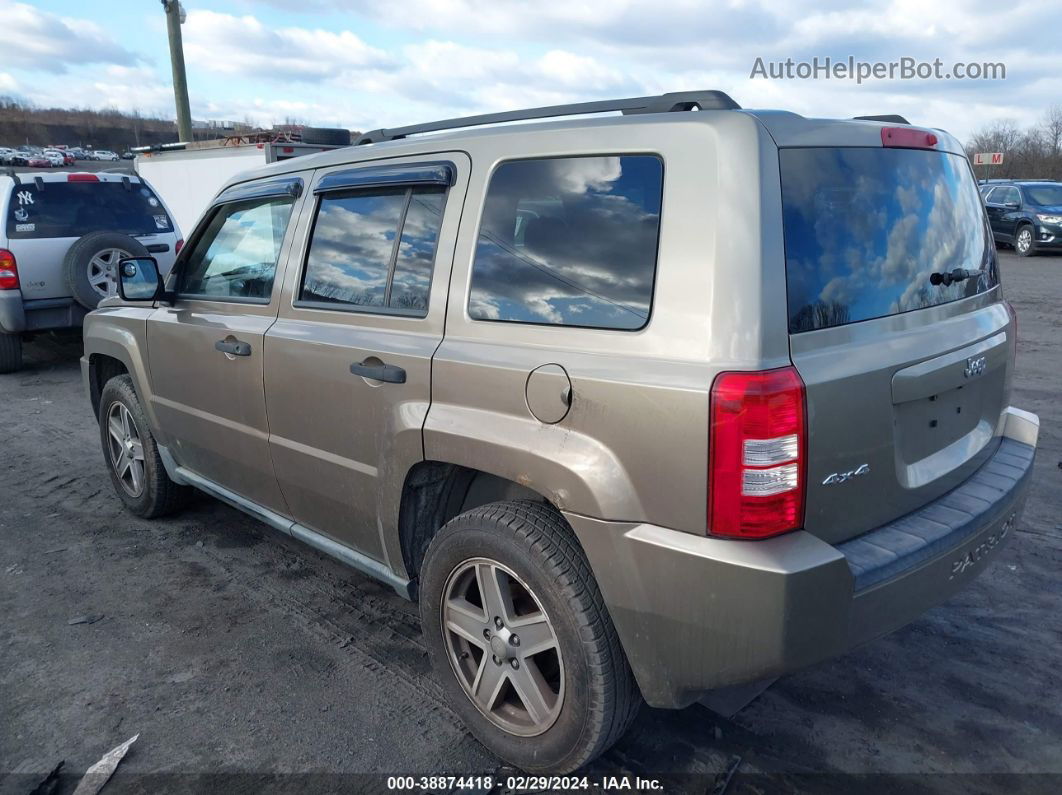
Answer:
[397,460,557,589]
[83,312,158,429]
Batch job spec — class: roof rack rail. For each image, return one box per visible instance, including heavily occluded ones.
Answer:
[354,90,741,145]
[853,114,911,124]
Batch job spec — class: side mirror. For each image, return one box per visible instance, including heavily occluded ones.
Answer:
[1004,201,1020,210]
[117,256,162,302]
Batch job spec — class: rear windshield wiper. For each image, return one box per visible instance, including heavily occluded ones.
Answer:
[929,268,984,287]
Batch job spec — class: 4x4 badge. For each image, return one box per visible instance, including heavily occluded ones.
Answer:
[822,463,870,485]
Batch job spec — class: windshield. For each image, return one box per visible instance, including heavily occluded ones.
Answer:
[6,181,173,240]
[1024,184,1062,206]
[780,147,998,333]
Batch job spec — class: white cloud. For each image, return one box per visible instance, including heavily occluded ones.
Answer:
[2,0,1056,142]
[242,0,1054,139]
[0,73,17,94]
[182,10,395,82]
[0,1,138,73]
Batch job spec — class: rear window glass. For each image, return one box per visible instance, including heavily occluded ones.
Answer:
[780,148,997,333]
[469,155,663,330]
[6,180,173,240]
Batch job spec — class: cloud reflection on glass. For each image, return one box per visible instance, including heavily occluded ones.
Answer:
[781,148,997,333]
[469,155,663,330]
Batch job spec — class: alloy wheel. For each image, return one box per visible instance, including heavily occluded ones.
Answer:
[442,557,564,736]
[88,247,131,299]
[1016,227,1032,255]
[107,401,146,497]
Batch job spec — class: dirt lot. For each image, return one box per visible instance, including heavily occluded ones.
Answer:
[1,251,1060,794]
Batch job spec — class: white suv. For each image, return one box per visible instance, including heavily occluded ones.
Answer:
[0,171,181,372]
[93,150,120,162]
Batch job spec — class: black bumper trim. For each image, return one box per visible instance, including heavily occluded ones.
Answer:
[839,438,1035,591]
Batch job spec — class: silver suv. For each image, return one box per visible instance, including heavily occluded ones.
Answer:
[0,171,180,372]
[80,92,1038,773]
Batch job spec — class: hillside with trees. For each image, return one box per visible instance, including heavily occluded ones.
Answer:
[0,98,232,151]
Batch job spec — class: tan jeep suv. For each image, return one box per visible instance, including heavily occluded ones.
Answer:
[82,92,1039,773]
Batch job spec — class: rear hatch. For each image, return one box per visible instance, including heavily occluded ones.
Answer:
[780,142,1014,545]
[4,174,179,300]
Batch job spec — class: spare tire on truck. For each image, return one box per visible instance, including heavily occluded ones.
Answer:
[63,232,150,310]
[301,126,352,146]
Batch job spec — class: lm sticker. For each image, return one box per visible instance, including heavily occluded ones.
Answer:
[15,223,35,232]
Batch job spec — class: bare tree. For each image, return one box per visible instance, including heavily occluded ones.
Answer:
[967,115,1062,181]
[1041,104,1062,160]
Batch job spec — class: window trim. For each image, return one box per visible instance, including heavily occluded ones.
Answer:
[293,180,450,319]
[314,162,454,194]
[466,152,665,333]
[174,194,297,305]
[212,176,303,207]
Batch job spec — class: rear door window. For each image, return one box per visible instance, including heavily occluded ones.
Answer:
[6,181,173,239]
[780,147,998,333]
[298,185,446,316]
[468,155,663,330]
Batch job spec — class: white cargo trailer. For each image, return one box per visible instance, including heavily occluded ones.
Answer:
[134,137,343,236]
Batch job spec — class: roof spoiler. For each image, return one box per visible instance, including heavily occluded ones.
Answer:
[853,114,911,124]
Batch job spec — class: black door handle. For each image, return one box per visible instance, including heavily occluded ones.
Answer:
[350,360,406,383]
[215,339,252,356]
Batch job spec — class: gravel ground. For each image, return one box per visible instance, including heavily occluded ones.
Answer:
[1,251,1060,794]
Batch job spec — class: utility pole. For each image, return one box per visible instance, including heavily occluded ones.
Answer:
[162,0,193,143]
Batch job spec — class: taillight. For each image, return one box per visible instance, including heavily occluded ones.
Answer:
[67,173,99,182]
[0,249,19,290]
[175,238,184,255]
[708,366,806,539]
[1004,300,1018,362]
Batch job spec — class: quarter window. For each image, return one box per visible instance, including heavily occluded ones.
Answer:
[179,196,295,301]
[299,185,446,315]
[468,155,663,330]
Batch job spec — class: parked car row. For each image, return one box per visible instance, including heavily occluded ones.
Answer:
[0,146,125,166]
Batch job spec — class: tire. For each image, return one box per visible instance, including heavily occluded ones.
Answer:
[98,374,189,518]
[0,332,22,374]
[63,231,150,309]
[301,126,351,147]
[1014,224,1037,257]
[420,500,641,773]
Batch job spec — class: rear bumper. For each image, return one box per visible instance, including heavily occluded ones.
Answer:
[566,406,1038,709]
[0,290,25,334]
[0,292,86,335]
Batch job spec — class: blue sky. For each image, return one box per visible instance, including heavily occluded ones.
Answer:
[3,0,1059,141]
